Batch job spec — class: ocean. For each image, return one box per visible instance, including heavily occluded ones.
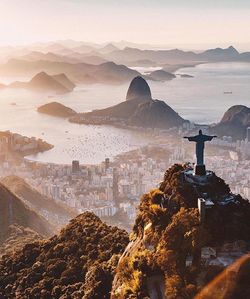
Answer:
[0,62,249,164]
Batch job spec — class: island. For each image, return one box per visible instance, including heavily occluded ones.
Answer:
[148,69,176,81]
[179,73,194,78]
[8,72,76,94]
[37,102,77,118]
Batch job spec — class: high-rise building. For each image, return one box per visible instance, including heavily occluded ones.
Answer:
[72,160,80,174]
[51,185,60,199]
[247,127,250,142]
[113,168,119,206]
[105,158,110,170]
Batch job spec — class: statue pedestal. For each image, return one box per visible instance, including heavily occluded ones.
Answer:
[194,164,206,176]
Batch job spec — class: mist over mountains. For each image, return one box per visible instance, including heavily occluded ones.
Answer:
[0,41,250,87]
[0,59,140,85]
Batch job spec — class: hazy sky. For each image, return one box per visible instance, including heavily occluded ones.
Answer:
[0,0,250,49]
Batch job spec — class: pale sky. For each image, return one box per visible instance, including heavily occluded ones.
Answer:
[0,0,250,49]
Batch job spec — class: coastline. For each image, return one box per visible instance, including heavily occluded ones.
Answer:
[68,114,182,134]
[0,130,54,161]
[163,61,204,73]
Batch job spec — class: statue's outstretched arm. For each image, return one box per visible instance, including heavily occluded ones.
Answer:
[184,136,196,142]
[205,135,217,141]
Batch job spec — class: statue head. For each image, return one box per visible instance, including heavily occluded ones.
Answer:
[199,129,202,135]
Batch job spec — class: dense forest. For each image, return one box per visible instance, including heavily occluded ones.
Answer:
[111,164,250,298]
[0,212,128,298]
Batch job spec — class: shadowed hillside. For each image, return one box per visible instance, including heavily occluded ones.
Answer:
[0,182,53,245]
[1,176,77,228]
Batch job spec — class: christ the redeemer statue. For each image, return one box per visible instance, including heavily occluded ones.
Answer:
[184,130,217,175]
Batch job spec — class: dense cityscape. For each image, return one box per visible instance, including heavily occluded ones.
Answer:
[1,126,249,228]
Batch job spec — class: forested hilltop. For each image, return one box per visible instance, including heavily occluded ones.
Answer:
[111,164,250,298]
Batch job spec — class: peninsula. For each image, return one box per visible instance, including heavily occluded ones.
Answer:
[0,131,53,159]
[69,76,187,130]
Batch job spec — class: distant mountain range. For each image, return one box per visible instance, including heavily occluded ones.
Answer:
[20,50,108,65]
[105,45,250,64]
[20,51,78,63]
[0,59,141,84]
[2,41,250,65]
[1,43,250,86]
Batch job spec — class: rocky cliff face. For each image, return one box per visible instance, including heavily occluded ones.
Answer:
[111,164,250,299]
[0,212,129,299]
[126,76,152,101]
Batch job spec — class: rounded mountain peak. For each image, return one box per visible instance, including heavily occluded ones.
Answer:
[220,105,250,125]
[126,76,152,101]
